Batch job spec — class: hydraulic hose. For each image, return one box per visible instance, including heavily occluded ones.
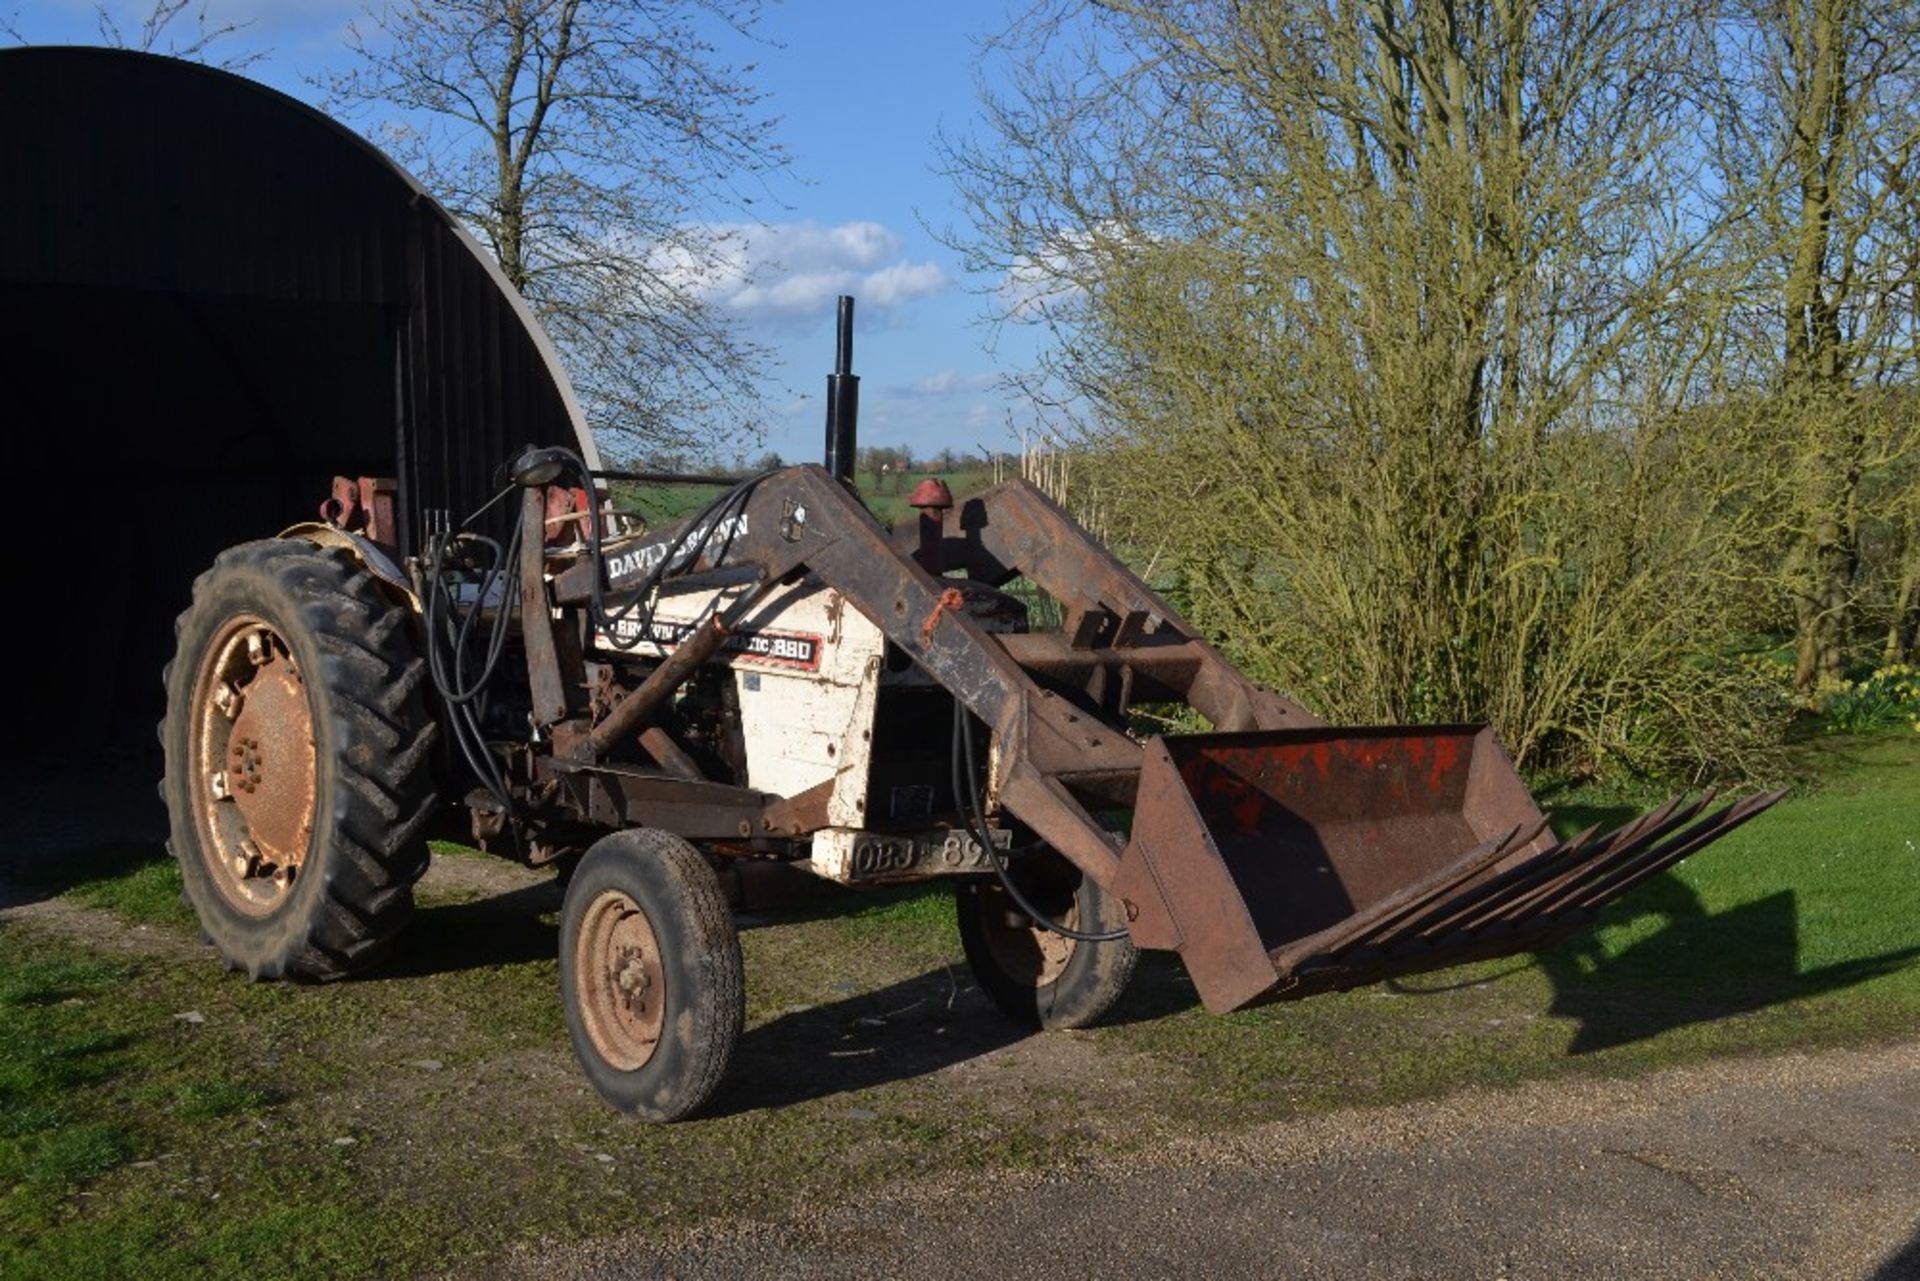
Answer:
[951,708,1130,944]
[424,483,524,810]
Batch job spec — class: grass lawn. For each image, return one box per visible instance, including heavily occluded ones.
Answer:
[1097,733,1920,1121]
[1,733,1914,1279]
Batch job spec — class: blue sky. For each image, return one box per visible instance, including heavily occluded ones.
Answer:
[6,0,1044,464]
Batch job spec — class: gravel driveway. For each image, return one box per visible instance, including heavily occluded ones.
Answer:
[482,1037,1920,1281]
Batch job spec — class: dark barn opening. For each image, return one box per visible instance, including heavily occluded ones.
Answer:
[0,47,593,759]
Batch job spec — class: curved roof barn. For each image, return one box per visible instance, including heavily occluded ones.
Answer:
[0,46,596,748]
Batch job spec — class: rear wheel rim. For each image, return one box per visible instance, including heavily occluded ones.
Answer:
[576,889,667,1071]
[187,615,317,917]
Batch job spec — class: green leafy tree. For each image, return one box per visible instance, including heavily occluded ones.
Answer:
[946,0,1790,779]
[1707,0,1920,688]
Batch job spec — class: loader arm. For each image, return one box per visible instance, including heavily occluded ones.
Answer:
[942,480,1320,735]
[544,465,1782,1014]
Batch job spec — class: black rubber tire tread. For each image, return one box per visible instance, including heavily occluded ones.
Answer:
[956,863,1140,1031]
[559,829,744,1122]
[161,538,438,981]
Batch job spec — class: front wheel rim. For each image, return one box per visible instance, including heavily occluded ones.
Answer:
[576,889,668,1071]
[976,883,1079,986]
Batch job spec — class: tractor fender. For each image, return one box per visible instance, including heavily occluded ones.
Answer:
[279,522,422,612]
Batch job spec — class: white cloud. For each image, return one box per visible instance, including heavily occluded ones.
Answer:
[998,223,1134,320]
[653,220,952,321]
[999,250,1085,321]
[909,369,998,396]
[863,260,949,308]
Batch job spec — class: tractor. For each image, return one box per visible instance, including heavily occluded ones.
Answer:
[161,298,1780,1120]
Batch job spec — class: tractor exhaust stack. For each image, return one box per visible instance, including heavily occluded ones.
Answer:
[823,294,858,483]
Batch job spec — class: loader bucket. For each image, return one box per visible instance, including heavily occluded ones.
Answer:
[1112,725,1783,1013]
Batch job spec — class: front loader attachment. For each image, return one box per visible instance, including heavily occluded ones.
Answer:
[537,464,1783,1023]
[1114,725,1784,1013]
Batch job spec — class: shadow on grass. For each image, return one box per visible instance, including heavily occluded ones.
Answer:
[375,880,564,980]
[729,870,921,929]
[706,967,1027,1117]
[1536,875,1920,1054]
[1104,951,1204,1025]
[1546,800,1643,837]
[0,840,174,915]
[708,913,1217,1114]
[0,749,167,900]
[0,841,186,933]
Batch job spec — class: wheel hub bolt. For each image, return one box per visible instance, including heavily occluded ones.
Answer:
[228,738,263,793]
[615,948,651,1001]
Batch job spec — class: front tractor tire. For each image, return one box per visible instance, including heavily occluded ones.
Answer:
[956,852,1140,1030]
[162,539,438,981]
[560,829,744,1122]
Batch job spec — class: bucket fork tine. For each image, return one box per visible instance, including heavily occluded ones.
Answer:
[1502,794,1735,924]
[1431,793,1720,941]
[1550,790,1786,917]
[1326,815,1553,956]
[1367,820,1609,948]
[1270,823,1525,969]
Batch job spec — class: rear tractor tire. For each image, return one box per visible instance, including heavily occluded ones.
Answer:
[560,829,744,1122]
[956,851,1139,1030]
[161,539,438,981]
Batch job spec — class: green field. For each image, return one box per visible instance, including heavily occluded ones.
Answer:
[2,733,1914,1279]
[615,466,998,529]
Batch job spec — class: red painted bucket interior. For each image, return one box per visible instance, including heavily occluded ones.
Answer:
[1161,726,1541,953]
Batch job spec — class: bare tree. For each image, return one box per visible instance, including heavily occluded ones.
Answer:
[326,0,786,458]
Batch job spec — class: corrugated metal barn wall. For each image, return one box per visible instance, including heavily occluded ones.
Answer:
[400,210,587,551]
[0,45,593,551]
[0,46,595,748]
